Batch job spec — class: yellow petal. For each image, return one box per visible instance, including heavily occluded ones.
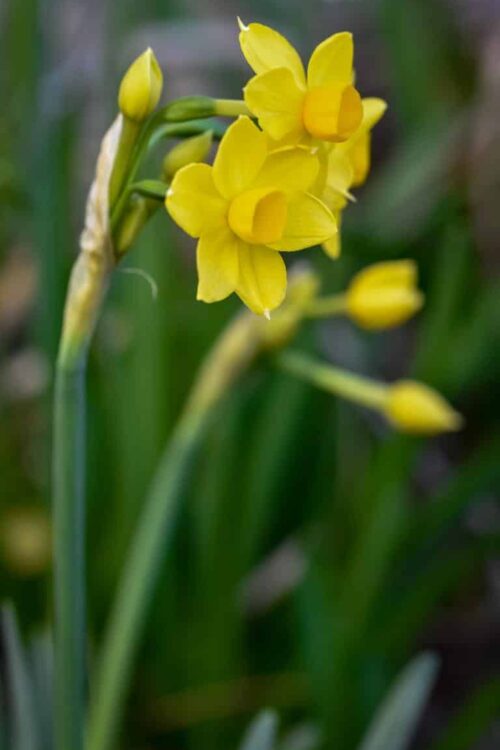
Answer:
[322,211,342,258]
[238,21,306,85]
[166,163,226,238]
[349,260,417,292]
[324,150,354,206]
[213,116,268,199]
[385,381,463,435]
[236,244,287,314]
[196,225,240,303]
[307,32,354,88]
[361,97,387,131]
[269,192,336,251]
[302,82,363,142]
[253,146,319,192]
[244,68,305,143]
[346,288,424,329]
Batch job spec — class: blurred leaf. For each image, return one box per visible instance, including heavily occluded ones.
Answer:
[357,653,439,750]
[0,604,39,750]
[428,676,500,750]
[239,710,279,750]
[277,723,321,750]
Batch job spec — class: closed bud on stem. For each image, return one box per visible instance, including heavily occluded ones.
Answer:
[345,260,424,329]
[162,130,213,179]
[118,48,163,123]
[115,195,158,256]
[161,96,216,122]
[385,381,463,435]
[260,266,320,351]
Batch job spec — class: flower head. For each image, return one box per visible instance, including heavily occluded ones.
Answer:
[166,116,336,315]
[344,260,423,329]
[239,21,362,146]
[118,48,163,122]
[385,381,463,435]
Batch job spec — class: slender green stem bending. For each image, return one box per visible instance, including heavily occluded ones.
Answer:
[304,294,347,319]
[53,348,87,750]
[277,351,389,410]
[86,407,209,750]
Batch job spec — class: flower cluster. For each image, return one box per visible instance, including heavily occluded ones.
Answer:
[164,21,388,315]
[104,22,463,436]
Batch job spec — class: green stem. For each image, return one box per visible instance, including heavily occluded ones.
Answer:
[277,351,389,410]
[53,245,112,750]
[108,118,140,210]
[53,346,87,750]
[86,406,210,750]
[213,99,251,117]
[304,294,347,319]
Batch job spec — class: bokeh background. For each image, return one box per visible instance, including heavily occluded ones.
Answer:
[1,0,500,748]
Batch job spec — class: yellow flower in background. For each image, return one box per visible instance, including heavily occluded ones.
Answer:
[118,48,163,122]
[166,116,336,316]
[385,381,463,435]
[345,260,424,329]
[239,21,363,146]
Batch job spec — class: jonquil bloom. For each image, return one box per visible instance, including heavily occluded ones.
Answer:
[166,116,336,315]
[239,21,363,146]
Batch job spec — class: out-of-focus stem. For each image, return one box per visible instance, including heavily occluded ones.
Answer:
[277,351,389,410]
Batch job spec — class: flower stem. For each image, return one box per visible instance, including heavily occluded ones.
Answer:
[53,346,87,750]
[53,247,112,750]
[276,351,389,410]
[213,99,251,117]
[304,294,347,318]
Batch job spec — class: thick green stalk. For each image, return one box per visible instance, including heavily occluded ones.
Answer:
[53,240,112,750]
[53,346,87,750]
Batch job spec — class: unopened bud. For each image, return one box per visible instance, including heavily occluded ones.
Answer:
[385,381,463,435]
[163,130,213,179]
[118,48,163,122]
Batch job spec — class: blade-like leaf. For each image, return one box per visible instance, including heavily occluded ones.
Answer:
[0,604,39,750]
[358,652,439,750]
[239,710,279,750]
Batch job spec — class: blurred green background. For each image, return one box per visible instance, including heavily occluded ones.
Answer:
[1,0,500,748]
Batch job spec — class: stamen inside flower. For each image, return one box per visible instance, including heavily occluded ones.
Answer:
[228,187,287,244]
[302,83,363,142]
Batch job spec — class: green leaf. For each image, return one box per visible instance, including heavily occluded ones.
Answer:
[357,652,439,750]
[239,710,279,750]
[0,604,39,750]
[130,179,169,201]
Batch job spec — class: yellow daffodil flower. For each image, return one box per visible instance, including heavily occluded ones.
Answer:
[166,116,336,315]
[345,259,424,329]
[239,21,363,146]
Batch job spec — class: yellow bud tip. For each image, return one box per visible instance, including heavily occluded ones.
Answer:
[118,47,163,123]
[385,381,463,436]
[237,16,249,32]
[264,309,271,320]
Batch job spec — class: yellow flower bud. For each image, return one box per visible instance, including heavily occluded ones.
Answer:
[346,260,424,329]
[118,48,163,122]
[163,130,213,179]
[385,381,463,435]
